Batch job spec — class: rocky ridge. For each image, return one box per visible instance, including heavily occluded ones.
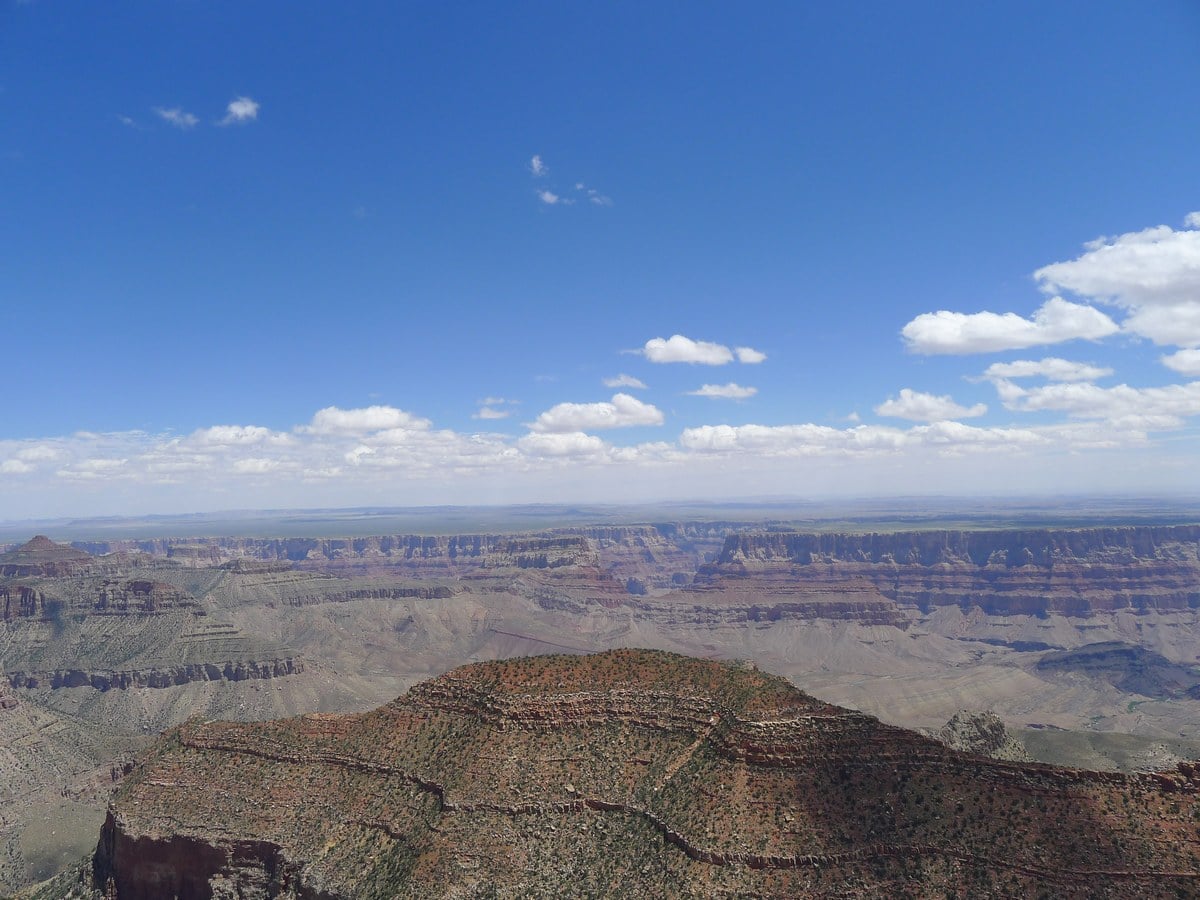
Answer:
[84,650,1200,899]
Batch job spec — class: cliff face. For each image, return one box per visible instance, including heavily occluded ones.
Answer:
[6,656,304,691]
[90,650,1200,899]
[693,525,1200,617]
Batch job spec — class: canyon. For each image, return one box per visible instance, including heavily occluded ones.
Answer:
[2,521,1199,893]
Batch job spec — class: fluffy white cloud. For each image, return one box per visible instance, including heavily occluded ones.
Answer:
[603,374,647,389]
[875,389,986,422]
[688,383,758,399]
[735,346,767,364]
[0,459,33,474]
[154,107,198,129]
[303,406,431,436]
[530,155,547,177]
[220,96,260,125]
[902,297,1119,355]
[980,358,1113,382]
[537,189,562,205]
[641,335,734,365]
[1034,217,1200,347]
[517,431,607,458]
[1162,349,1200,376]
[530,393,663,433]
[998,379,1200,429]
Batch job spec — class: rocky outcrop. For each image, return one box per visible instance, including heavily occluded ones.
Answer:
[88,650,1200,899]
[693,526,1200,617]
[0,583,60,621]
[935,710,1030,762]
[6,657,304,691]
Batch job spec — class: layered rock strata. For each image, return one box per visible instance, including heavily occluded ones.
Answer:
[90,650,1200,899]
[6,656,304,691]
[692,525,1200,618]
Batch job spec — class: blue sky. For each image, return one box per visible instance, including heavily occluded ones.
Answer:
[2,1,1199,518]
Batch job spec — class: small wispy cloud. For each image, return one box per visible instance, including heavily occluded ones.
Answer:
[603,374,647,389]
[575,183,612,206]
[473,396,517,420]
[474,406,510,420]
[688,383,758,399]
[528,157,610,208]
[220,96,260,125]
[735,346,767,364]
[154,107,199,129]
[117,114,139,129]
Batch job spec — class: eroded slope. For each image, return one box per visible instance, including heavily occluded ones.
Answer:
[92,650,1200,899]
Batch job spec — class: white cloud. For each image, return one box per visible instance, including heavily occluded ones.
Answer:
[688,383,758,400]
[154,107,198,129]
[603,374,647,389]
[14,444,66,462]
[679,421,1044,457]
[517,431,607,458]
[980,357,1113,383]
[875,389,987,422]
[641,335,734,365]
[303,406,431,436]
[537,189,562,205]
[1034,217,1200,347]
[474,406,510,420]
[220,96,259,125]
[232,457,276,474]
[997,380,1200,429]
[530,393,663,433]
[0,459,33,475]
[1162,349,1200,376]
[574,183,612,206]
[735,346,767,364]
[902,297,1119,355]
[190,425,287,446]
[530,155,547,177]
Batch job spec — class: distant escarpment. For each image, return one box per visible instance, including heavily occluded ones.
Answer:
[6,656,303,692]
[69,524,739,585]
[692,526,1200,617]
[88,650,1200,899]
[71,533,600,572]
